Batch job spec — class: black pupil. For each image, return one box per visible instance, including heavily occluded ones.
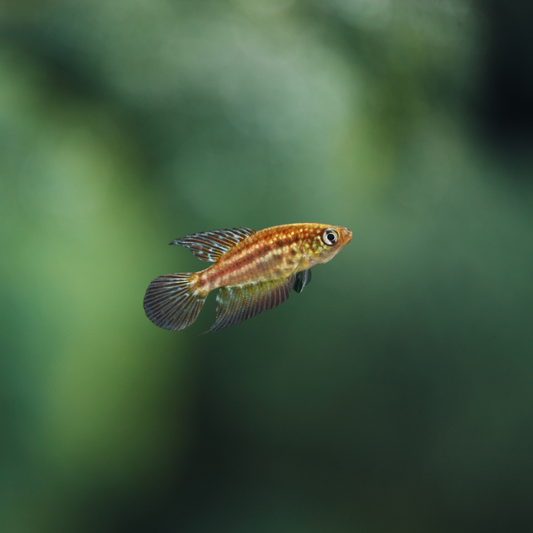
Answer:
[327,232,336,242]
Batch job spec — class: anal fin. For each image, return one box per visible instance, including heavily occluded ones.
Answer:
[206,277,293,332]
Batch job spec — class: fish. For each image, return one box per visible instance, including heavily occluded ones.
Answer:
[143,223,352,332]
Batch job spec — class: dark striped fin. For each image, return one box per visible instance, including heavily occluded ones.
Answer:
[206,277,294,333]
[293,268,312,293]
[169,227,255,262]
[143,273,206,331]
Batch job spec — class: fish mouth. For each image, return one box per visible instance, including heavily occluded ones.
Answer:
[342,228,353,243]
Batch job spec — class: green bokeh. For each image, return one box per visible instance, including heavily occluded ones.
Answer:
[1,1,532,532]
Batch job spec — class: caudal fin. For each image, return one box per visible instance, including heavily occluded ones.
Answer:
[143,273,205,331]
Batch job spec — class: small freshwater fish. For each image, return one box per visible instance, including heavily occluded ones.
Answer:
[144,223,352,332]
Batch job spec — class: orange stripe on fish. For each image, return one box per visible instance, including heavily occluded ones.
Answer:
[143,223,352,332]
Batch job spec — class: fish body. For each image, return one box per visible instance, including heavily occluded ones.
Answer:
[144,223,352,332]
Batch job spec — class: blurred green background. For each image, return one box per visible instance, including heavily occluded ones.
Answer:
[1,1,533,532]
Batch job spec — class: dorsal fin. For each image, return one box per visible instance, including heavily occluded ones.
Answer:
[206,277,293,332]
[169,227,255,262]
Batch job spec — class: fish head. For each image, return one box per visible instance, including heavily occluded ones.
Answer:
[304,224,352,266]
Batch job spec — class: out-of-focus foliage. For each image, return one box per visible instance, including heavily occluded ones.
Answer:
[1,1,532,532]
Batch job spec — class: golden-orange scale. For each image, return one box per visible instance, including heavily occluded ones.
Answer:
[143,223,352,332]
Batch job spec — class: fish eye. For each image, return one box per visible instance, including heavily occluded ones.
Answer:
[322,229,339,246]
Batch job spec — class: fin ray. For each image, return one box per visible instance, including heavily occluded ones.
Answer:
[144,273,205,331]
[293,269,312,293]
[206,277,293,333]
[169,227,255,262]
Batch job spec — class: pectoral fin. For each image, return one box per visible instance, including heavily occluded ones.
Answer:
[293,269,312,293]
